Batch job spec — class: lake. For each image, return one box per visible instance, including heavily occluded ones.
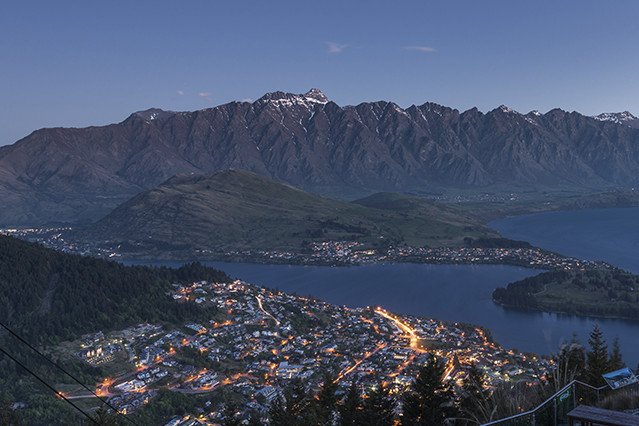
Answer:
[490,207,639,274]
[125,205,639,368]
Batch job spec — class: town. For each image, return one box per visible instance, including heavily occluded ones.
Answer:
[57,278,551,424]
[0,228,611,271]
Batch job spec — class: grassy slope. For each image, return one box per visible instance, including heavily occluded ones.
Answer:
[87,170,498,252]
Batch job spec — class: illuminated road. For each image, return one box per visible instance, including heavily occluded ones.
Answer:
[374,308,424,352]
[256,295,281,326]
[334,342,387,383]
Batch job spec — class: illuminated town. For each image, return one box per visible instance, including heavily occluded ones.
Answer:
[0,228,611,271]
[58,278,551,424]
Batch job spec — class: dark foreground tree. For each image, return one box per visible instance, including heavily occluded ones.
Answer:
[550,335,586,392]
[459,364,496,424]
[401,355,455,425]
[314,373,338,424]
[609,337,624,371]
[586,324,609,386]
[361,380,395,426]
[339,381,362,425]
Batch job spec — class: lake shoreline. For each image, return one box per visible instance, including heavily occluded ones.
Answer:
[492,298,639,323]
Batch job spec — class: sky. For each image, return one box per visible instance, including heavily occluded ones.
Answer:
[1,0,638,145]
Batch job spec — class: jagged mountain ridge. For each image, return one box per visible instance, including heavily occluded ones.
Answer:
[1,89,639,225]
[594,111,639,128]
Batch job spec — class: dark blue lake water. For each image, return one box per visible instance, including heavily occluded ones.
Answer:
[127,206,639,367]
[490,207,639,274]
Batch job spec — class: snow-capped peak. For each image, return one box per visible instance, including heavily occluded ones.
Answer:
[495,105,519,114]
[258,89,329,108]
[304,88,329,104]
[131,108,175,123]
[593,111,638,124]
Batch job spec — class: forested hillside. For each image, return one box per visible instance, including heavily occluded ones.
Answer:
[0,235,230,342]
[493,268,639,319]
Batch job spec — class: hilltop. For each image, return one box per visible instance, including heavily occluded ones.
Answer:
[82,170,498,256]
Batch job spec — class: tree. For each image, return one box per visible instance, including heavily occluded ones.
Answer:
[0,400,22,426]
[459,364,496,424]
[609,337,624,371]
[586,324,609,386]
[269,379,311,426]
[361,381,395,426]
[94,407,124,426]
[222,401,242,426]
[268,395,294,426]
[550,335,586,391]
[339,382,362,425]
[401,355,455,425]
[313,373,338,425]
[247,411,264,426]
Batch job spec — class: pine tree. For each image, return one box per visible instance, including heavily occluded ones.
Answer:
[361,381,395,426]
[550,335,586,391]
[586,324,609,386]
[401,355,455,425]
[339,381,363,425]
[459,364,496,424]
[269,379,314,426]
[269,395,294,426]
[284,378,309,418]
[609,337,624,371]
[314,373,338,425]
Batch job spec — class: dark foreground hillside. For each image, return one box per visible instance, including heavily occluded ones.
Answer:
[0,235,231,424]
[0,235,230,342]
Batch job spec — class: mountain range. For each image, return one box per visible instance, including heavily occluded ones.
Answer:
[1,89,639,225]
[82,170,497,255]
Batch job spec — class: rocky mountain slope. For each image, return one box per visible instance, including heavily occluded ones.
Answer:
[594,111,639,129]
[2,89,639,225]
[82,170,496,254]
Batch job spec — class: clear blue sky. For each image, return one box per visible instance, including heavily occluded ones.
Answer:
[1,0,638,145]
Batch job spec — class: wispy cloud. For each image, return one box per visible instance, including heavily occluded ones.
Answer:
[176,90,185,96]
[326,41,348,54]
[198,92,213,102]
[404,45,437,53]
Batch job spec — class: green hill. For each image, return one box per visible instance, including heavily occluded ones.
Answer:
[85,170,498,255]
[493,268,639,319]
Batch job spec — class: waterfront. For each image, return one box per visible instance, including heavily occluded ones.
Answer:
[125,259,639,366]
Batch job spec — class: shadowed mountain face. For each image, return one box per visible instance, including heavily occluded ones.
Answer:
[2,89,639,225]
[83,170,497,253]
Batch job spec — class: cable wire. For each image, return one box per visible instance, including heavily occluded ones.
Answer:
[0,320,138,425]
[0,345,99,425]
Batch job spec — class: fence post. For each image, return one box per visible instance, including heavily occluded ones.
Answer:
[553,397,557,425]
[531,412,535,426]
